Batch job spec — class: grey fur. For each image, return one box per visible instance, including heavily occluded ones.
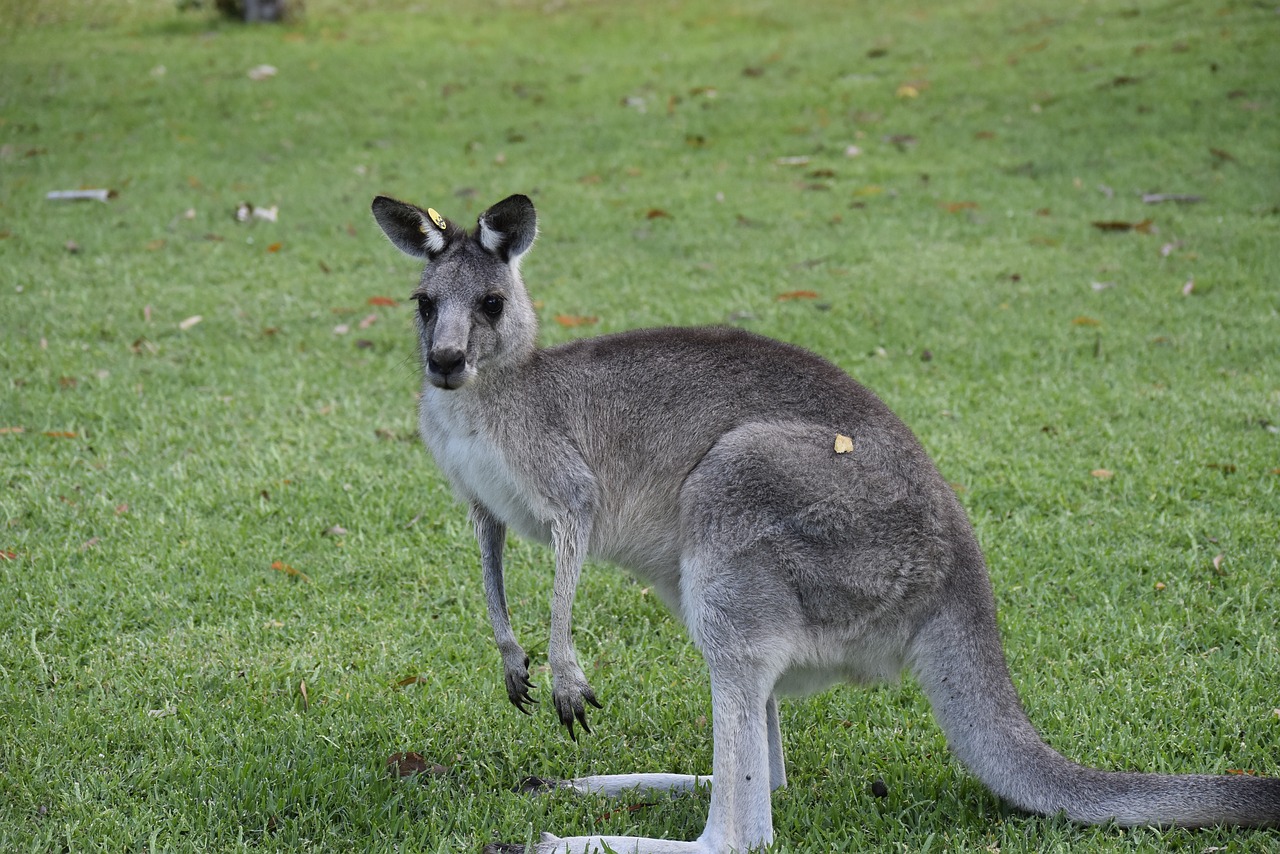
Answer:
[372,193,1280,853]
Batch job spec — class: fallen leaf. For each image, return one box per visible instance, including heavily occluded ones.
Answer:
[939,201,978,213]
[777,290,820,301]
[178,315,203,331]
[1209,147,1236,163]
[80,537,100,551]
[115,503,129,515]
[367,296,398,307]
[595,803,657,824]
[1212,553,1226,575]
[65,240,80,253]
[1072,316,1101,326]
[0,427,25,434]
[43,431,78,438]
[554,315,598,327]
[145,239,166,251]
[147,704,177,718]
[974,130,997,140]
[896,84,919,98]
[0,550,17,561]
[1091,218,1154,233]
[1090,468,1114,479]
[386,752,447,779]
[270,560,312,583]
[266,242,282,253]
[324,525,347,537]
[356,339,374,349]
[357,313,378,330]
[833,434,854,454]
[396,675,427,688]
[645,208,672,220]
[299,679,308,712]
[1182,278,1195,296]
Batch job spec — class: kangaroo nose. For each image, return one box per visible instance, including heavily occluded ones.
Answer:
[428,348,466,375]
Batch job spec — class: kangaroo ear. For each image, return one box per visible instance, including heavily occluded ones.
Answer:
[371,195,454,260]
[476,194,537,264]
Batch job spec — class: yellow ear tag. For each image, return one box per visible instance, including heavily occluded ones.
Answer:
[427,208,447,230]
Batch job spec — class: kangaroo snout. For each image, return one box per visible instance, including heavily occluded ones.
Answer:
[426,347,469,389]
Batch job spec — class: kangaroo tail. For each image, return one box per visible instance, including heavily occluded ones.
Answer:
[907,545,1280,827]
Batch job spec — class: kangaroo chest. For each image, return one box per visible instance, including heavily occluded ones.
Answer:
[420,390,550,542]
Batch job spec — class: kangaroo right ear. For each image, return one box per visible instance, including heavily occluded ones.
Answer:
[476,194,537,265]
[371,195,454,260]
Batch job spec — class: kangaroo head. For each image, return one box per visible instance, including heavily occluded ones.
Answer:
[371,193,539,390]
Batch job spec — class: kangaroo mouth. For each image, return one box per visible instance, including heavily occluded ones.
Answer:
[427,367,471,390]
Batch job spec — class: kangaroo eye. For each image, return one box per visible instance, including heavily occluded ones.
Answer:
[480,294,505,319]
[416,296,436,321]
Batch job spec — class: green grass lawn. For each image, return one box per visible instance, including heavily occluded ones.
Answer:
[2,0,1278,850]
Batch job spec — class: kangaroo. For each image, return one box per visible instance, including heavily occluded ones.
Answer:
[371,192,1280,853]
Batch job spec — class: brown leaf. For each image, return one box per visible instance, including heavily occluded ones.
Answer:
[1212,553,1226,575]
[115,503,129,515]
[974,130,997,140]
[357,313,378,330]
[270,560,312,583]
[776,290,820,301]
[43,431,78,438]
[1091,219,1153,232]
[645,208,672,220]
[395,675,426,688]
[386,752,447,779]
[596,802,657,825]
[0,427,25,434]
[1209,147,1236,163]
[1,550,18,561]
[80,537,100,552]
[266,242,283,253]
[299,679,308,712]
[1072,316,1101,327]
[367,296,398,307]
[1090,468,1114,479]
[554,315,599,327]
[939,201,978,213]
[145,239,166,251]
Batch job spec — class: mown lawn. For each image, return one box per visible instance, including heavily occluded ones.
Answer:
[1,0,1278,851]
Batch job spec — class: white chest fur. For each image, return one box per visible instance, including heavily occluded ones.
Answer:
[419,387,550,542]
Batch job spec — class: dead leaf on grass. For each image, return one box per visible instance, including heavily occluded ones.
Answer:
[554,315,598,327]
[367,296,398,307]
[178,315,203,331]
[270,560,312,583]
[386,752,448,779]
[1072,316,1101,327]
[777,290,820,301]
[1,550,18,561]
[395,675,427,688]
[1090,468,1114,479]
[939,201,979,213]
[1091,218,1154,233]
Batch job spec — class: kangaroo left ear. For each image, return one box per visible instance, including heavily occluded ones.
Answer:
[477,194,537,265]
[371,195,455,260]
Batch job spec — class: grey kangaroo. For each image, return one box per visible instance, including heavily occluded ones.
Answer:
[371,192,1279,853]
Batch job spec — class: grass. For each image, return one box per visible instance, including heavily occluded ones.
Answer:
[2,0,1278,850]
